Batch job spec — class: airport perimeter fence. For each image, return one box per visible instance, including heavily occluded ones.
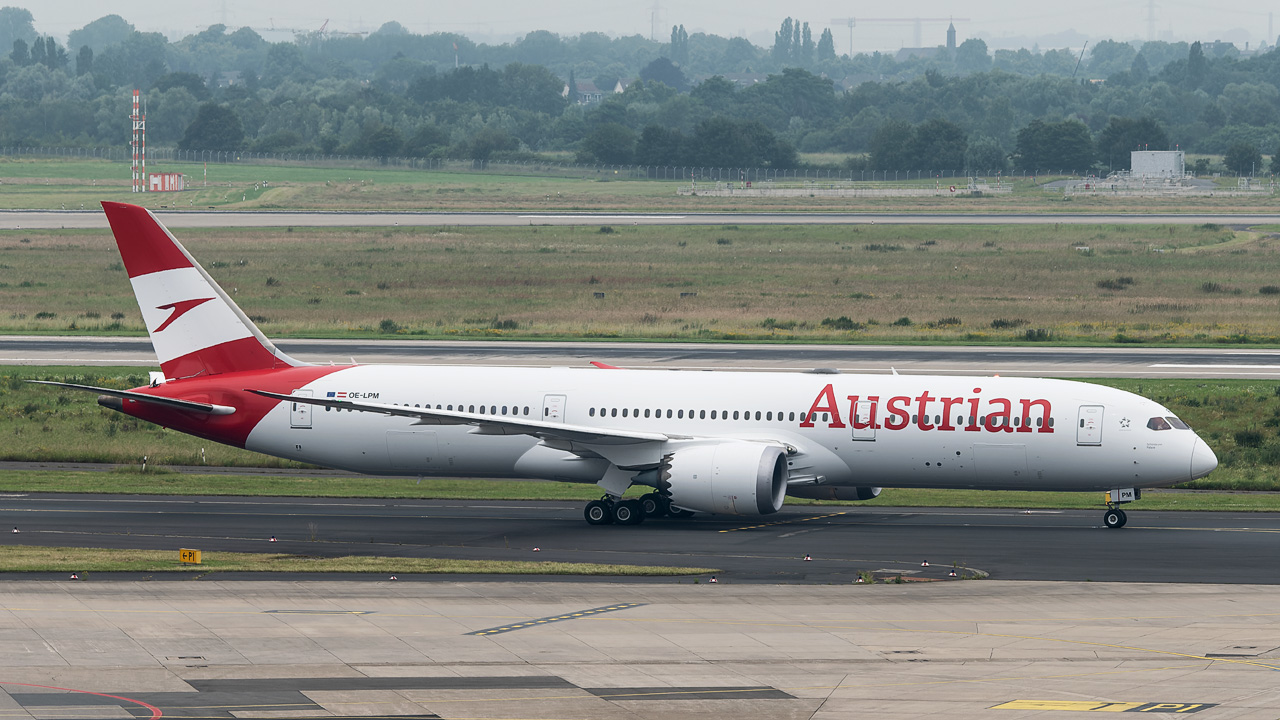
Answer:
[0,145,1252,183]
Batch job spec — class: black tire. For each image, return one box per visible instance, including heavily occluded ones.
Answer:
[585,500,613,525]
[1116,509,1128,527]
[667,505,695,519]
[613,499,644,525]
[640,493,668,518]
[1103,508,1124,528]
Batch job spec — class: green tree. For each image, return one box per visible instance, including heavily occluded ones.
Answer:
[1224,141,1261,175]
[152,71,210,101]
[669,24,689,66]
[0,6,35,56]
[1097,117,1169,171]
[869,119,915,169]
[75,45,92,76]
[9,37,26,65]
[965,136,1008,173]
[911,119,967,172]
[635,124,684,165]
[403,124,450,157]
[68,15,135,54]
[799,22,814,65]
[817,28,835,62]
[955,38,991,74]
[1013,119,1095,172]
[178,103,245,151]
[772,18,794,63]
[578,122,636,164]
[1089,39,1137,78]
[1186,41,1207,88]
[638,56,687,92]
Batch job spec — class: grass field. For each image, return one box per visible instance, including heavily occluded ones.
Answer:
[3,366,1278,491]
[2,157,1278,213]
[4,222,1280,343]
[0,546,712,575]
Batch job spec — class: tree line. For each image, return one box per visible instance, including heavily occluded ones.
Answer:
[1,6,1279,174]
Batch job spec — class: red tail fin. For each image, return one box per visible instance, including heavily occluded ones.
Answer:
[101,202,304,378]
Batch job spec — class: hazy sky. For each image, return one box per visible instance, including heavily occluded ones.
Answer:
[29,0,1278,52]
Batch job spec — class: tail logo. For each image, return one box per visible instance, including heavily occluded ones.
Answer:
[155,298,215,332]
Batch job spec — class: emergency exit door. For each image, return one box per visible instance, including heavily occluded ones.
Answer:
[1077,405,1103,445]
[290,390,312,428]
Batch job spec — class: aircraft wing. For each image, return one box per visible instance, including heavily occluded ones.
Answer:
[248,389,675,445]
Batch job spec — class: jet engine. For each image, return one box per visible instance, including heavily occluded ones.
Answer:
[787,486,881,501]
[661,441,788,516]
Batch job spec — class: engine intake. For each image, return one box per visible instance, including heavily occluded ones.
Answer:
[662,441,788,516]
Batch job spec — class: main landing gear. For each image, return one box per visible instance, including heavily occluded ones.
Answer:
[583,492,695,526]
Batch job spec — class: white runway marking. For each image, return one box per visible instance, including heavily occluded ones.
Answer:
[1150,363,1280,369]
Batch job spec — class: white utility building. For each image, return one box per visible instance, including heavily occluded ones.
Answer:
[1131,150,1185,178]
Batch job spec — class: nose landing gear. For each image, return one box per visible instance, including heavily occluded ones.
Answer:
[1102,487,1138,528]
[1103,507,1128,528]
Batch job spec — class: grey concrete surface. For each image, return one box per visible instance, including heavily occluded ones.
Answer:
[0,580,1274,719]
[6,336,1280,378]
[9,209,1280,230]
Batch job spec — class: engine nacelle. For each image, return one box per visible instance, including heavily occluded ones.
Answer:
[662,441,788,516]
[787,486,882,502]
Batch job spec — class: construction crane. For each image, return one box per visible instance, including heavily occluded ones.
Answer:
[829,17,970,56]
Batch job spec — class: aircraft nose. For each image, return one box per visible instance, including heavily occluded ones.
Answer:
[1190,436,1218,480]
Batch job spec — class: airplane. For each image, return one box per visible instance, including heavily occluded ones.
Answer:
[37,202,1218,529]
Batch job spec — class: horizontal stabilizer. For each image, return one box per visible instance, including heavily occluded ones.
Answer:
[29,381,236,415]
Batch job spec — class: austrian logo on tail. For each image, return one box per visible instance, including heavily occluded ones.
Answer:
[155,298,215,332]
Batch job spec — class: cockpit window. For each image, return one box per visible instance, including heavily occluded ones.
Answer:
[1147,417,1172,431]
[1166,416,1190,430]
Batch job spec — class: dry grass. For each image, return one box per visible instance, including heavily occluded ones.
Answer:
[0,545,712,575]
[3,223,1279,343]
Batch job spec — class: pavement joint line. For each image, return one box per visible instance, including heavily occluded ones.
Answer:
[466,603,646,636]
[720,511,848,532]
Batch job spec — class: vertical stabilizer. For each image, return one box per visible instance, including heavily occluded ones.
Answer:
[101,202,305,378]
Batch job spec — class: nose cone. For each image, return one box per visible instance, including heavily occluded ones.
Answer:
[1190,437,1218,480]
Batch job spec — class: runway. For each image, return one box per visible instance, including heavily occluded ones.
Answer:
[6,335,1280,378]
[1,494,1276,584]
[9,209,1280,229]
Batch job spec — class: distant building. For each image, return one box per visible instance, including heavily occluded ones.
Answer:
[562,80,607,105]
[1131,150,1185,178]
[947,23,956,49]
[894,47,943,62]
[148,172,185,192]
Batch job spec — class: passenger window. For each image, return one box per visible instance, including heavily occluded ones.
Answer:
[623,408,629,417]
[823,413,829,422]
[666,409,672,418]
[502,406,508,415]
[912,415,917,424]
[700,410,706,419]
[633,408,639,417]
[589,408,596,417]
[733,411,740,420]
[644,409,650,418]
[1147,417,1172,431]
[678,410,684,419]
[468,405,475,413]
[767,411,773,420]
[611,408,617,417]
[789,412,795,421]
[755,411,761,420]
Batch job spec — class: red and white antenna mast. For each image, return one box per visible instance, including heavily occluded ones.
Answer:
[130,89,146,193]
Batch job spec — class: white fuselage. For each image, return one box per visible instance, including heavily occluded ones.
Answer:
[246,365,1208,492]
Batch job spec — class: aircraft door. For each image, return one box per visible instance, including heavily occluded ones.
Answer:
[543,394,566,423]
[290,390,312,429]
[1077,405,1103,445]
[852,400,876,441]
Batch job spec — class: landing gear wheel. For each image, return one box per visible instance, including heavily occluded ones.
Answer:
[666,505,695,519]
[612,499,645,525]
[584,500,614,525]
[640,493,669,518]
[1103,508,1126,529]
